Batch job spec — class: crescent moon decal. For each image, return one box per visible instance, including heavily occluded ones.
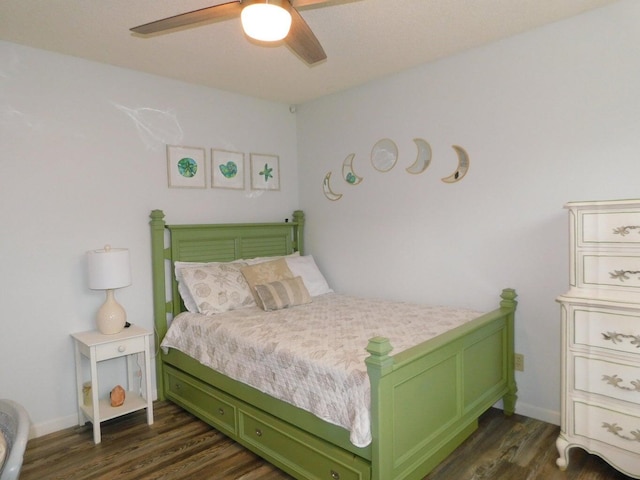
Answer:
[322,172,343,201]
[342,153,363,185]
[441,145,470,183]
[406,138,432,174]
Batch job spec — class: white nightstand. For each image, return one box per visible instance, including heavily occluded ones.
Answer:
[71,325,153,444]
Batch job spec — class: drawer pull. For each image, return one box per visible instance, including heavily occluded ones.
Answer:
[118,345,126,353]
[613,225,640,236]
[602,422,640,443]
[602,374,640,392]
[609,269,640,282]
[255,428,262,437]
[218,408,225,416]
[330,470,340,480]
[602,331,640,347]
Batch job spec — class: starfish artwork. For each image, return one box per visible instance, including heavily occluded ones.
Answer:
[259,163,273,182]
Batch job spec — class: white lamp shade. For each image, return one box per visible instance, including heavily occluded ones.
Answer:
[87,246,131,290]
[241,2,292,42]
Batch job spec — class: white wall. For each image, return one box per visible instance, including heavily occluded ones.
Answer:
[0,42,298,436]
[296,0,640,424]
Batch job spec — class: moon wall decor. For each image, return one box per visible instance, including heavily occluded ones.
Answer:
[371,138,398,172]
[322,171,343,201]
[406,138,432,175]
[341,153,363,185]
[441,145,470,183]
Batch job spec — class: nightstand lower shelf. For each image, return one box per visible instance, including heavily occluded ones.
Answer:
[80,392,149,423]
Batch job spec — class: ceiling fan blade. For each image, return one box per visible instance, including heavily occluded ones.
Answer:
[130,1,242,35]
[290,0,332,7]
[285,7,327,65]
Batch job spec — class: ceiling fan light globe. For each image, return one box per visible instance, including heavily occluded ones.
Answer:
[241,3,292,42]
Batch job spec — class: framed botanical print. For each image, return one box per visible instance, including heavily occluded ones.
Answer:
[167,145,206,188]
[250,153,280,191]
[211,149,245,190]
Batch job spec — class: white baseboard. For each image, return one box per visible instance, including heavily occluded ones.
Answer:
[493,399,560,426]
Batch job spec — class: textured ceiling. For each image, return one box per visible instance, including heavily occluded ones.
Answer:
[0,0,618,104]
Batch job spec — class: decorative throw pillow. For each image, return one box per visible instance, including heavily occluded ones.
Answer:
[255,276,312,311]
[241,258,294,308]
[180,262,256,315]
[285,255,333,297]
[0,430,7,472]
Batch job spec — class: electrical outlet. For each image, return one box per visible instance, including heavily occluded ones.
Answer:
[514,353,524,372]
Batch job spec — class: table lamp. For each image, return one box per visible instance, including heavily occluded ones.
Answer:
[87,245,131,334]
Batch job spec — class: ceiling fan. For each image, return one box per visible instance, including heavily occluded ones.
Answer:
[130,0,333,65]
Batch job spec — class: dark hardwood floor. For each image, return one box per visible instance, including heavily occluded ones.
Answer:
[21,401,634,480]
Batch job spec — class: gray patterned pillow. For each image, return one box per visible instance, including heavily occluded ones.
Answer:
[254,276,312,311]
[180,262,255,315]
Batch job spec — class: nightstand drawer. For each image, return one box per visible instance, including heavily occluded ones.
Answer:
[95,336,145,361]
[573,401,640,455]
[573,355,640,405]
[580,210,640,246]
[571,307,640,356]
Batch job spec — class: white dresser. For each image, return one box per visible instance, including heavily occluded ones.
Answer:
[556,199,640,478]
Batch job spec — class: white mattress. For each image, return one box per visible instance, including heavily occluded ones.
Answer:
[160,293,481,447]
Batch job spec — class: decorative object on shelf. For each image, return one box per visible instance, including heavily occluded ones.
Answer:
[371,138,398,172]
[250,153,280,191]
[87,245,131,335]
[211,149,245,190]
[406,138,432,175]
[342,153,362,185]
[110,385,126,407]
[322,172,342,201]
[441,145,470,183]
[166,145,206,188]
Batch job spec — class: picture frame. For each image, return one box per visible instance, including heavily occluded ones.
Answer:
[250,153,280,191]
[211,149,245,190]
[167,145,206,188]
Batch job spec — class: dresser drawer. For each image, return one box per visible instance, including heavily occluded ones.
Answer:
[571,307,640,356]
[578,252,640,293]
[165,366,237,436]
[580,209,640,247]
[573,355,640,405]
[95,336,145,361]
[239,405,370,480]
[573,401,640,455]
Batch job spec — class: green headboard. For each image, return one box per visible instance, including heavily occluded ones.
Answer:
[149,209,305,346]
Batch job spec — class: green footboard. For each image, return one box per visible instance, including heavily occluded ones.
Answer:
[149,210,517,480]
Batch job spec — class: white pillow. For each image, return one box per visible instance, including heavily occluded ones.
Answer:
[285,255,333,297]
[243,251,300,265]
[179,262,256,315]
[0,430,7,472]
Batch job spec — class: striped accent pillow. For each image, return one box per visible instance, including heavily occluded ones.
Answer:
[254,276,312,311]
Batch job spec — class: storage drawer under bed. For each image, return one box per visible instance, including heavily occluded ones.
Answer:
[165,365,237,437]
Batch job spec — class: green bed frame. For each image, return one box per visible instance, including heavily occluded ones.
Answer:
[150,209,518,480]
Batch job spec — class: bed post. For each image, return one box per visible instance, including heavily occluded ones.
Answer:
[500,288,518,415]
[149,209,168,401]
[292,210,304,254]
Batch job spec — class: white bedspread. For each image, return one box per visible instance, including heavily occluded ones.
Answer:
[160,293,481,447]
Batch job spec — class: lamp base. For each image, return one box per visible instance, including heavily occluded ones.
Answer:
[96,289,127,334]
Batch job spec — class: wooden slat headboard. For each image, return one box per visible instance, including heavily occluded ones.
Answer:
[149,209,305,346]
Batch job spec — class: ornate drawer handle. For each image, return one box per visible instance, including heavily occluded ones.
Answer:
[602,331,640,347]
[609,270,640,282]
[613,225,640,236]
[602,374,640,392]
[218,408,225,416]
[330,470,340,480]
[255,428,262,437]
[602,422,640,442]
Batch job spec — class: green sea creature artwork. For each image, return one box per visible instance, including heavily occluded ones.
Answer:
[177,157,198,178]
[219,161,238,178]
[260,163,273,182]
